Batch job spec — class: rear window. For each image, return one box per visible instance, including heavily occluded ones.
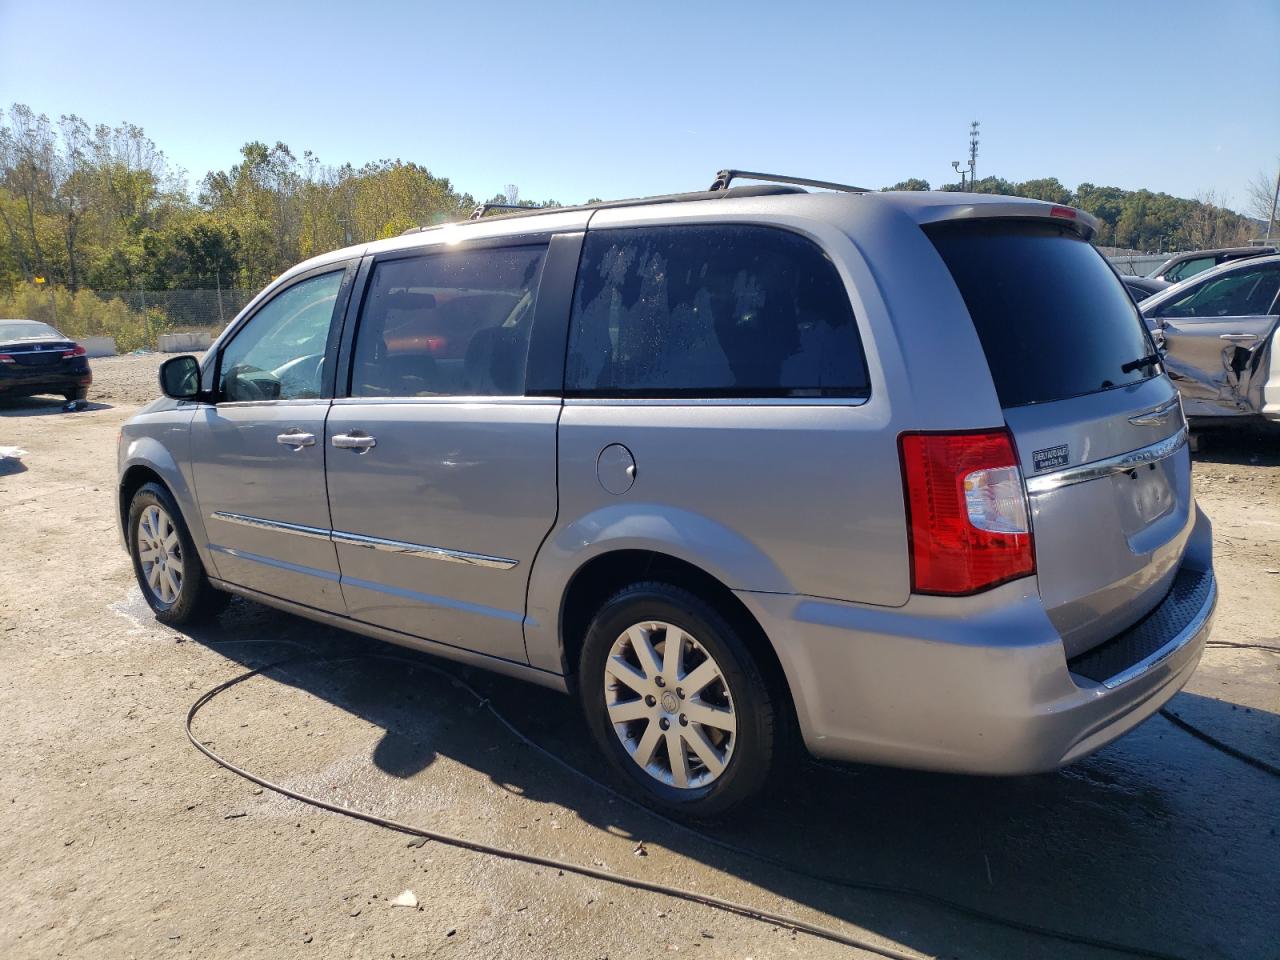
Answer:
[926,221,1156,407]
[0,320,61,340]
[566,224,869,398]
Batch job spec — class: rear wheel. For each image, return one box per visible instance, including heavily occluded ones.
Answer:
[127,482,227,625]
[578,582,781,816]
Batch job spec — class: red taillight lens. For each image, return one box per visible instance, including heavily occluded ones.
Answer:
[0,354,14,364]
[63,344,87,358]
[899,430,1035,595]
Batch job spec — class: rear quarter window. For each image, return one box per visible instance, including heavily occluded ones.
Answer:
[926,220,1156,408]
[566,224,869,398]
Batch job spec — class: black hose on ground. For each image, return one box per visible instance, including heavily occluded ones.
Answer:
[186,645,1226,960]
[1158,708,1280,778]
[187,653,924,960]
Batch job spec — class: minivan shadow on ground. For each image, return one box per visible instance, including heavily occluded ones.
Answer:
[177,597,1278,960]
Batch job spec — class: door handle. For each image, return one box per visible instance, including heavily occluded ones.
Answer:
[331,432,377,452]
[276,430,316,449]
[1219,333,1258,342]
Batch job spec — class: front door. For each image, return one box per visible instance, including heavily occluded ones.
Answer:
[191,266,354,612]
[324,241,559,662]
[1150,260,1280,417]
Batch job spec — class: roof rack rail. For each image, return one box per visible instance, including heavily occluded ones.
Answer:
[469,202,535,221]
[708,168,869,194]
[394,173,865,235]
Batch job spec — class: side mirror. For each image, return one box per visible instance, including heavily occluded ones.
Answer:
[159,355,202,401]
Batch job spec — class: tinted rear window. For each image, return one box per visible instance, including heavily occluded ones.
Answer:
[0,320,61,340]
[566,225,869,398]
[926,221,1156,407]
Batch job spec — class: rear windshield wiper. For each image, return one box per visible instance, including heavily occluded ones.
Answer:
[1120,353,1161,374]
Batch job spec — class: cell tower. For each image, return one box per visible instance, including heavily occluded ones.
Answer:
[968,121,980,186]
[951,121,981,190]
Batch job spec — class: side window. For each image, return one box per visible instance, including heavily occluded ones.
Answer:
[565,225,869,398]
[350,245,546,398]
[1165,257,1214,282]
[1158,265,1280,319]
[218,270,345,402]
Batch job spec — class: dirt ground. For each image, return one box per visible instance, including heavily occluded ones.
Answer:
[1,354,1277,960]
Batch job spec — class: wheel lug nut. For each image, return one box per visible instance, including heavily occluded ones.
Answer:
[659,718,670,730]
[654,676,665,688]
[679,714,688,726]
[645,695,656,707]
[676,688,684,699]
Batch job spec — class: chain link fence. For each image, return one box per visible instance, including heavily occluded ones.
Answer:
[92,288,255,331]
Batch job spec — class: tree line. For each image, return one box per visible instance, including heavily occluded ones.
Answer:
[885,176,1260,251]
[0,102,1265,298]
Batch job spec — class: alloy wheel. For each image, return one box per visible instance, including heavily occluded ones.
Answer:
[603,620,737,789]
[136,504,184,607]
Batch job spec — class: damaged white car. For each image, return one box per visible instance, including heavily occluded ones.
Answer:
[1142,253,1280,424]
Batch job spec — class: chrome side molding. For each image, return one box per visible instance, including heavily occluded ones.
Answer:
[210,511,331,540]
[330,530,517,569]
[209,511,516,570]
[1026,428,1188,495]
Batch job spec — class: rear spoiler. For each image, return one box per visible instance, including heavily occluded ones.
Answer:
[910,199,1100,241]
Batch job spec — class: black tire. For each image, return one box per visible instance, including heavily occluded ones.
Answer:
[578,581,782,817]
[127,481,227,625]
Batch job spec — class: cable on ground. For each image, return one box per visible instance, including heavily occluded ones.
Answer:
[187,642,1223,960]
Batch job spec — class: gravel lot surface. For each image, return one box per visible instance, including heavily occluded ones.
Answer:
[1,355,1277,960]
[81,352,202,406]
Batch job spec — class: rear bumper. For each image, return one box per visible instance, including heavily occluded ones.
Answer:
[736,505,1215,775]
[0,365,92,399]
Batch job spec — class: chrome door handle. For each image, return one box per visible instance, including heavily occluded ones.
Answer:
[331,432,377,452]
[1219,333,1258,342]
[276,431,316,449]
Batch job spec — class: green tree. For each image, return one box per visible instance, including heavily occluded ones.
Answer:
[883,178,930,191]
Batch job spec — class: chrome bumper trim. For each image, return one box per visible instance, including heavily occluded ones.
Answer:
[1026,427,1188,494]
[209,511,516,570]
[1099,575,1215,690]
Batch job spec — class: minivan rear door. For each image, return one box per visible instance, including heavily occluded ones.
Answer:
[1142,260,1280,418]
[927,219,1194,656]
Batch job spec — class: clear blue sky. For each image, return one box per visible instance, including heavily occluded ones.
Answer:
[2,0,1277,212]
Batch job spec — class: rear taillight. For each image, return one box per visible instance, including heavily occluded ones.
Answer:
[63,344,87,358]
[899,430,1034,595]
[0,354,13,364]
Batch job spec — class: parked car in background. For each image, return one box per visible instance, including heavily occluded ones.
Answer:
[1121,275,1168,303]
[0,319,93,407]
[118,179,1215,814]
[1147,245,1277,285]
[1142,254,1280,424]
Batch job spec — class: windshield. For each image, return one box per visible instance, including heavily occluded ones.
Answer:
[926,220,1157,407]
[0,320,63,341]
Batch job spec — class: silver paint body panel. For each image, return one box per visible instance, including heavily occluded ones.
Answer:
[324,397,558,661]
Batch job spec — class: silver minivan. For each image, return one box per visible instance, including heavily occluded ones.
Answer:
[118,175,1217,814]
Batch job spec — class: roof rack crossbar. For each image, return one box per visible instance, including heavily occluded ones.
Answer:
[469,202,535,221]
[709,168,869,194]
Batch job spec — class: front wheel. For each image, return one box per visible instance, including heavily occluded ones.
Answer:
[578,582,783,816]
[127,482,227,625]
